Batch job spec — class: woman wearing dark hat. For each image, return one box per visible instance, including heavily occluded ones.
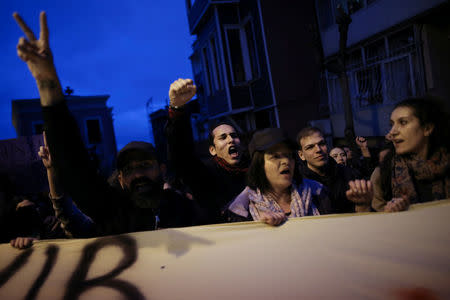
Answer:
[227,128,331,225]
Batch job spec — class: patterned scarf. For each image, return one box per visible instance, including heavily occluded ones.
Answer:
[392,147,450,203]
[248,183,320,220]
[212,156,248,175]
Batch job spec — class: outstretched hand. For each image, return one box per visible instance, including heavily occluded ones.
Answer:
[169,78,197,108]
[13,12,58,82]
[38,131,52,169]
[346,179,373,206]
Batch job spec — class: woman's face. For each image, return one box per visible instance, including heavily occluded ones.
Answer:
[330,147,347,165]
[387,106,433,157]
[264,143,295,193]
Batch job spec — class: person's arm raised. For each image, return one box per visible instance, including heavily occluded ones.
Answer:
[169,78,197,108]
[13,11,64,106]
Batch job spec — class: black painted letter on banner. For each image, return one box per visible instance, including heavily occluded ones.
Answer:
[64,235,145,300]
[25,245,59,300]
[0,248,33,288]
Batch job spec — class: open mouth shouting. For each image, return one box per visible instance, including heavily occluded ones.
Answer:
[279,167,291,177]
[228,145,240,159]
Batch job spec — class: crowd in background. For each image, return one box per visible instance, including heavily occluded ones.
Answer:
[1,12,449,249]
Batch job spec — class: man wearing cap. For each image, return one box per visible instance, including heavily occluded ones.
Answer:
[12,12,196,236]
[166,78,248,224]
[296,126,373,213]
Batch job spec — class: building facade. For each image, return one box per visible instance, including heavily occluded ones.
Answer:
[11,95,118,177]
[186,0,325,139]
[315,0,450,139]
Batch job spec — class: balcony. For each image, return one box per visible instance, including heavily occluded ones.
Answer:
[187,0,239,34]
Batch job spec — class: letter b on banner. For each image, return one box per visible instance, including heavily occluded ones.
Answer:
[64,235,145,300]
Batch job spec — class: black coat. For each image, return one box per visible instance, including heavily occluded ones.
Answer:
[42,103,196,237]
[299,158,359,213]
[166,110,247,224]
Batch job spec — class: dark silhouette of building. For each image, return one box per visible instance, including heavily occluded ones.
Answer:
[11,94,117,177]
[185,0,324,138]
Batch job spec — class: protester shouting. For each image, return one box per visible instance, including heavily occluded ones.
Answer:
[166,78,248,224]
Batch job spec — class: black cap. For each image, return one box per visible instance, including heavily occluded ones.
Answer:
[248,128,296,157]
[116,141,157,170]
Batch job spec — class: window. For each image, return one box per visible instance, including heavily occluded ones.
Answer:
[86,119,102,144]
[356,65,383,105]
[225,19,259,85]
[388,27,415,56]
[384,56,414,102]
[202,47,213,95]
[244,21,259,79]
[365,39,386,64]
[324,26,423,113]
[209,37,222,91]
[226,28,246,83]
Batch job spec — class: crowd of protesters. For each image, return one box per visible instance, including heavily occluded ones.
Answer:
[1,11,449,249]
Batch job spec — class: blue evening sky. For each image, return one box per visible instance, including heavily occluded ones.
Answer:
[0,0,194,149]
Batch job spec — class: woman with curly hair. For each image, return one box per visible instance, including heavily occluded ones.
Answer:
[371,96,450,212]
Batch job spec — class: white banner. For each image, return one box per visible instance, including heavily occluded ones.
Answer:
[1,200,449,300]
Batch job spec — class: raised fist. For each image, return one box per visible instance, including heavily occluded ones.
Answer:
[355,136,368,149]
[169,78,196,108]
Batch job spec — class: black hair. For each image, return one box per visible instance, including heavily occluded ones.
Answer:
[392,96,449,152]
[379,95,449,200]
[207,121,237,147]
[247,143,302,194]
[296,126,324,149]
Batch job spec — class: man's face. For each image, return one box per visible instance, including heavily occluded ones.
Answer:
[298,132,328,171]
[119,159,160,189]
[118,159,162,208]
[209,124,241,165]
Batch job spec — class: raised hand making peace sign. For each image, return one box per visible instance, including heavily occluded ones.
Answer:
[13,12,63,106]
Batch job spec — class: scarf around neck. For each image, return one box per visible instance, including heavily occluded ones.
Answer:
[392,147,450,203]
[212,155,248,175]
[228,181,319,221]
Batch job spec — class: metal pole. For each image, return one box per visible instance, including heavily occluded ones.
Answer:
[335,6,356,145]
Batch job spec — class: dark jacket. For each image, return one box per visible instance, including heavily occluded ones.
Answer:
[42,103,196,237]
[299,158,359,213]
[165,109,247,224]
